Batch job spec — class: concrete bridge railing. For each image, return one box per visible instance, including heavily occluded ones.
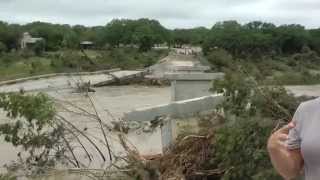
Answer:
[123,94,225,154]
[123,94,224,122]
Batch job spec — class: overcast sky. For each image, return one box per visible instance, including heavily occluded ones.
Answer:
[0,0,319,29]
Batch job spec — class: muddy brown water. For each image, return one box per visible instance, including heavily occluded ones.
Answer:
[0,85,171,179]
[285,85,320,97]
[0,75,319,179]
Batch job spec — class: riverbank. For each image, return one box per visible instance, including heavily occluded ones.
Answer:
[0,48,169,81]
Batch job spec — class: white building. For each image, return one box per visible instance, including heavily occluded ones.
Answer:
[21,32,44,49]
[80,41,94,49]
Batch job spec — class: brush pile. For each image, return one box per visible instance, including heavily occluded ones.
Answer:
[158,132,223,180]
[118,70,316,180]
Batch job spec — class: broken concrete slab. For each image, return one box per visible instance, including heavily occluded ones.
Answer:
[122,94,225,153]
[0,68,121,87]
[165,72,224,81]
[0,70,144,93]
[147,52,211,79]
[93,71,146,87]
[165,72,225,101]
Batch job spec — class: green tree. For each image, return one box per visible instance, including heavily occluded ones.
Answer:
[25,22,65,51]
[101,18,169,50]
[0,93,65,169]
[0,22,21,51]
[33,40,46,56]
[171,27,209,47]
[206,48,233,70]
[309,29,320,53]
[138,35,153,52]
[275,25,309,54]
[62,31,79,49]
[203,20,314,57]
[0,41,7,54]
[103,19,125,47]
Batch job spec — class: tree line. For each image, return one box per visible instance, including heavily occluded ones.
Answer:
[0,18,170,52]
[203,21,320,58]
[1,18,320,55]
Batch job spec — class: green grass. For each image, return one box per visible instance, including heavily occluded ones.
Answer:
[0,57,57,81]
[268,71,320,85]
[0,48,169,81]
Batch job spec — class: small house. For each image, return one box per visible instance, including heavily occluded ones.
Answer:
[80,41,94,49]
[21,32,44,49]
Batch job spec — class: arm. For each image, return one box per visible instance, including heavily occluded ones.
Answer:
[267,123,304,179]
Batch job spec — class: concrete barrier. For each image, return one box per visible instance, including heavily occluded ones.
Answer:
[122,94,224,122]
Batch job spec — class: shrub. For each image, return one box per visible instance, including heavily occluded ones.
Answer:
[0,53,21,67]
[29,60,43,74]
[0,41,7,54]
[33,40,46,56]
[211,71,304,180]
[0,93,65,171]
[206,49,233,71]
[214,117,281,180]
[272,71,320,85]
[0,174,16,180]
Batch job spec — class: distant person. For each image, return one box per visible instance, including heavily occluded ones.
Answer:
[268,98,320,180]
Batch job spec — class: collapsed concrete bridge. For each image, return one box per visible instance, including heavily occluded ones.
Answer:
[123,71,225,153]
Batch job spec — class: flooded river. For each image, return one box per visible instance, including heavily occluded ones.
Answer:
[286,85,320,97]
[0,83,171,177]
[0,73,319,179]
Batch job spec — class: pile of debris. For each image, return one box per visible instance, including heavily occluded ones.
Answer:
[74,81,96,93]
[115,111,225,180]
[157,132,222,180]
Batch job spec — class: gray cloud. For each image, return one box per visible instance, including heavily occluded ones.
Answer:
[271,0,320,11]
[0,0,319,28]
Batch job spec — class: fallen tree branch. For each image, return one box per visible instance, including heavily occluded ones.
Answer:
[56,115,106,162]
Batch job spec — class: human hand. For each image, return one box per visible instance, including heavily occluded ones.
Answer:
[268,122,295,151]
